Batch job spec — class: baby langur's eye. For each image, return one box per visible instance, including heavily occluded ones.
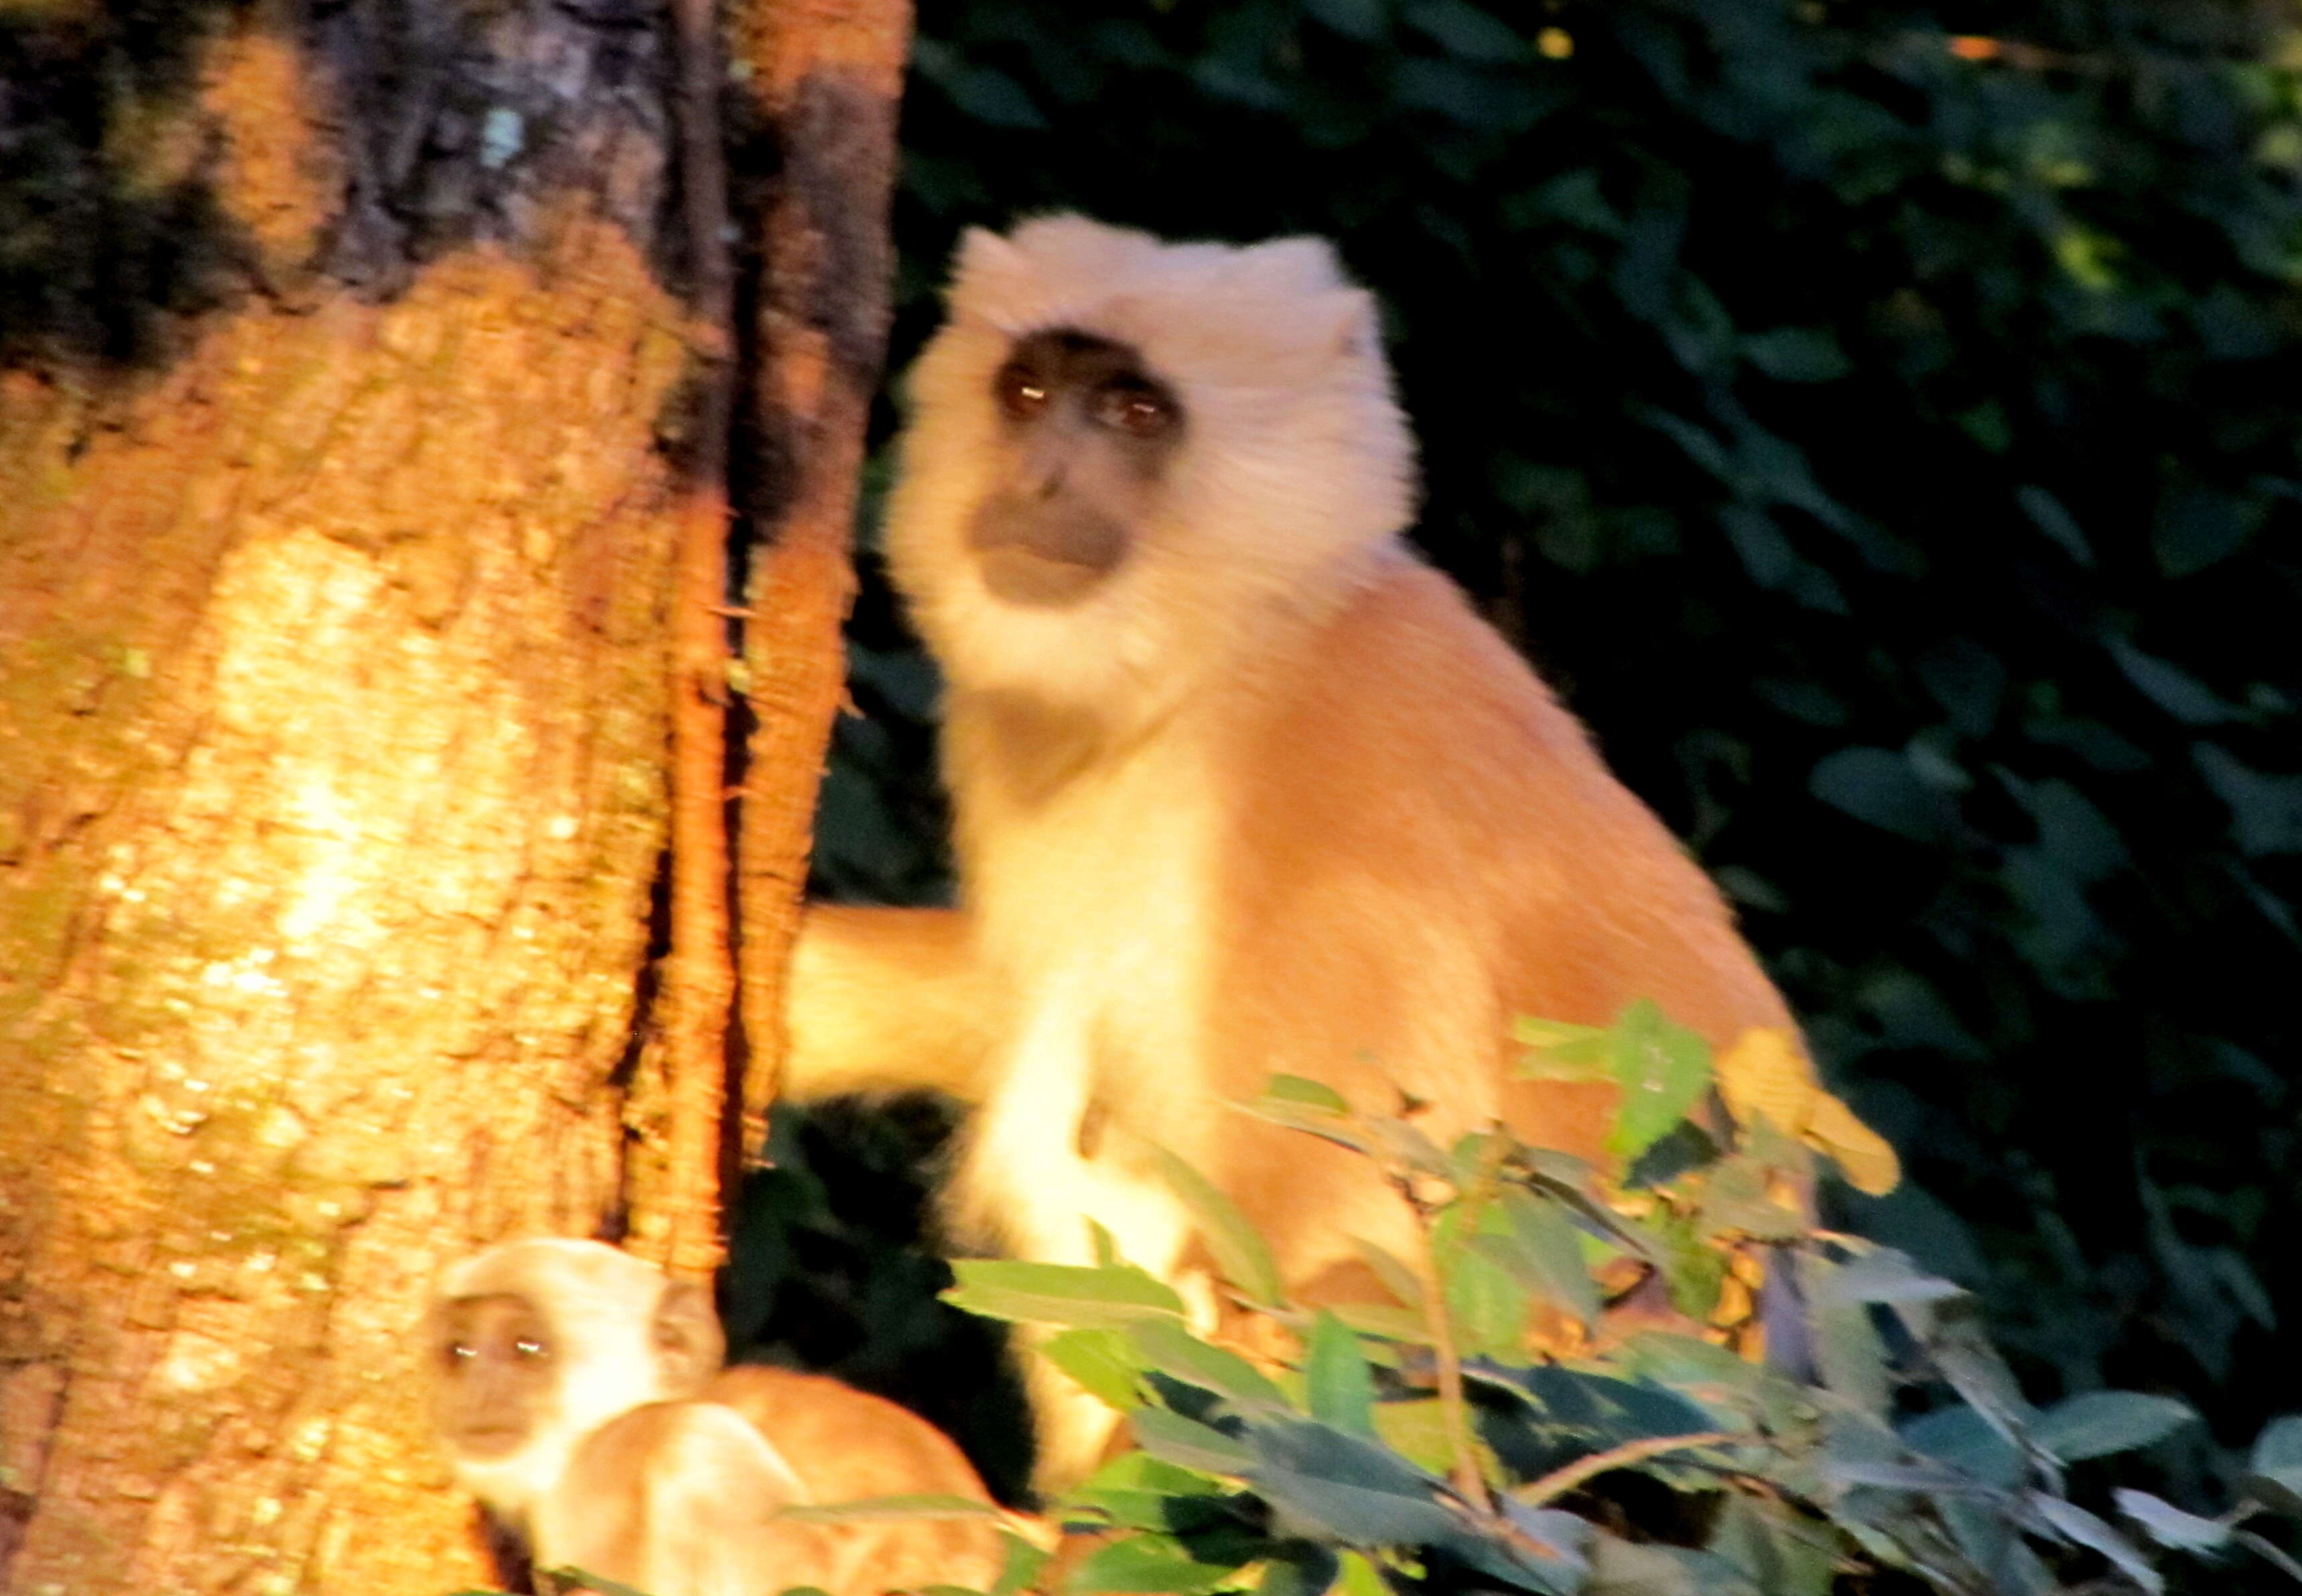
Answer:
[448,1341,477,1362]
[1091,379,1176,439]
[514,1337,547,1359]
[993,362,1049,420]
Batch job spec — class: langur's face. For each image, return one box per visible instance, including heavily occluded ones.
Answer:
[967,329,1184,607]
[430,1292,559,1462]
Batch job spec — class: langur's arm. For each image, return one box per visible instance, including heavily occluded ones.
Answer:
[781,904,998,1103]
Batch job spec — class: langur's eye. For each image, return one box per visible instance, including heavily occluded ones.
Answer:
[1092,380,1176,439]
[448,1341,477,1362]
[994,362,1049,420]
[514,1337,547,1359]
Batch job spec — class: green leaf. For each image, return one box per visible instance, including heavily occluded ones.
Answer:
[2246,1465,2302,1518]
[1256,1546,1341,1596]
[1697,1158,1805,1244]
[2017,484,2095,566]
[1438,1207,1532,1361]
[1367,1398,1457,1479]
[1152,1144,1287,1309]
[1237,1092,1379,1158]
[543,1571,652,1596]
[1473,1362,1720,1449]
[2114,1489,2231,1553]
[2031,1392,2197,1461]
[1322,1301,1434,1345]
[1333,1550,1390,1596]
[2251,1415,2302,1474]
[1305,1311,1379,1438]
[2241,1416,2302,1514]
[1515,1016,1615,1081]
[1351,1240,1427,1311]
[1705,1495,1838,1596]
[1069,1532,1249,1595]
[2105,635,2242,725]
[1811,1249,1964,1307]
[908,41,1048,129]
[991,1530,1051,1596]
[2195,744,2302,855]
[1742,327,1852,383]
[1603,1335,1804,1432]
[1809,748,1954,843]
[1402,0,1526,62]
[1893,1292,2039,1460]
[1583,1538,1751,1595]
[1065,1451,1233,1534]
[1247,1420,1450,1533]
[776,1493,1004,1524]
[1649,1209,1725,1321]
[1303,0,1386,42]
[1132,1406,1254,1475]
[1900,1405,2024,1490]
[1262,1075,1351,1114]
[1127,1319,1293,1412]
[1472,1189,1600,1329]
[1605,1000,1713,1162]
[1365,1115,1454,1179]
[1808,1299,1891,1420]
[1043,1327,1148,1411]
[2026,1493,2163,1595]
[943,1260,1186,1329]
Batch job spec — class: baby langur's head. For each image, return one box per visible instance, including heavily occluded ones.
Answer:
[967,328,1184,607]
[427,1239,722,1527]
[888,214,1416,710]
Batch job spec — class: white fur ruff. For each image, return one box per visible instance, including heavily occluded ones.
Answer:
[884,214,1418,725]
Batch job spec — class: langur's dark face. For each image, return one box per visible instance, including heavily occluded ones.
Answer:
[969,329,1184,607]
[430,1293,558,1461]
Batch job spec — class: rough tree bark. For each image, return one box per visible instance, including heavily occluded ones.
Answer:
[733,0,907,1148]
[0,0,904,1587]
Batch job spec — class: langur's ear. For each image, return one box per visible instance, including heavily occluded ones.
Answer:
[953,226,1029,292]
[1317,288,1381,362]
[1233,235,1346,294]
[649,1280,725,1396]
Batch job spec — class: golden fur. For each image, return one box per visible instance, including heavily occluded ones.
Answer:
[432,1240,1001,1596]
[783,216,1795,1486]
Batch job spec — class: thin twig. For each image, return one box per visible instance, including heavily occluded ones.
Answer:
[2234,1528,2302,1586]
[1396,1142,1498,1514]
[1514,1432,1740,1509]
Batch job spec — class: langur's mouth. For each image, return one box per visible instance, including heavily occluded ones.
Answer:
[973,543,1117,607]
[967,490,1128,607]
[448,1424,529,1459]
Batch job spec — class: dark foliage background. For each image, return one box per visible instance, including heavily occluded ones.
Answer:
[732,0,2302,1527]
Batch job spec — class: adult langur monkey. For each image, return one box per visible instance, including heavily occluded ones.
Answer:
[783,216,1803,1487]
[428,1239,1004,1596]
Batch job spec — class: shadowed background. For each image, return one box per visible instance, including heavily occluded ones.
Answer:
[722,0,2301,1518]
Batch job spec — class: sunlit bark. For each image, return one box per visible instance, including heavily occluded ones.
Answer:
[0,0,902,1584]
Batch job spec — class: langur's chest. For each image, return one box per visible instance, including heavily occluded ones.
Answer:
[969,756,1218,1076]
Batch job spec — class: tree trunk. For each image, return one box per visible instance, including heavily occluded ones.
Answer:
[0,0,902,1585]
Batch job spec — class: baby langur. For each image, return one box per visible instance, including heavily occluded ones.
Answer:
[429,1238,1002,1596]
[784,216,1808,1486]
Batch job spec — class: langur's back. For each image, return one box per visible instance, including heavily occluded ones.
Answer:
[705,1367,1004,1595]
[1213,553,1791,1165]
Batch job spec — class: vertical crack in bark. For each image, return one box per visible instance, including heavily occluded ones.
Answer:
[654,0,742,1284]
[0,1361,68,1587]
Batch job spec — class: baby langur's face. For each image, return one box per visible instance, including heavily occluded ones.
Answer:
[967,328,1184,606]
